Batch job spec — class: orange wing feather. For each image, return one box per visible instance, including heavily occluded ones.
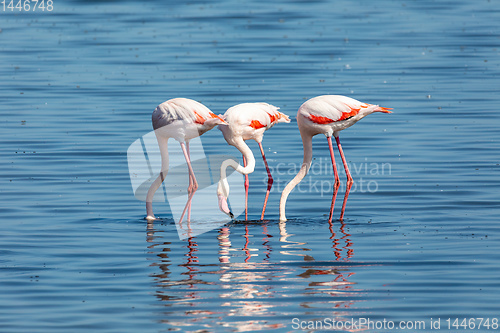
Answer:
[337,105,360,121]
[193,111,206,124]
[250,110,289,129]
[208,112,226,122]
[308,114,335,124]
[268,113,278,123]
[249,120,266,129]
[308,104,362,124]
[193,110,227,124]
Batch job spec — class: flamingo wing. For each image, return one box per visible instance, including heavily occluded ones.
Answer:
[153,98,225,129]
[224,103,289,130]
[300,95,369,124]
[302,95,393,125]
[246,103,290,129]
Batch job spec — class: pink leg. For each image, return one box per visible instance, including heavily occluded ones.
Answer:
[185,141,198,193]
[340,181,352,221]
[328,183,339,224]
[258,143,273,220]
[327,136,340,223]
[179,142,197,223]
[335,136,353,221]
[185,141,196,221]
[327,137,340,187]
[243,155,249,220]
[335,136,353,185]
[180,141,198,193]
[178,191,195,224]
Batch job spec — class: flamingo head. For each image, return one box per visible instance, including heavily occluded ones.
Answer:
[217,178,234,219]
[218,193,233,218]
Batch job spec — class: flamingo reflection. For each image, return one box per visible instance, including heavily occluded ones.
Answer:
[147,217,360,331]
[279,218,357,311]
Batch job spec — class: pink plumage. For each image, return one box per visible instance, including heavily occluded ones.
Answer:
[280,95,392,222]
[217,102,290,220]
[146,98,226,221]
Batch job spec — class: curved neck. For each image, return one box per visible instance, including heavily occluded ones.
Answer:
[217,138,255,197]
[279,133,313,221]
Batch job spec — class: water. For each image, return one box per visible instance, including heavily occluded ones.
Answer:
[1,0,500,331]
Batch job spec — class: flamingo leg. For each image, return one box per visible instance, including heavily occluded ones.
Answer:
[185,141,198,193]
[340,181,352,221]
[180,142,198,193]
[327,136,340,187]
[335,136,353,221]
[327,136,340,223]
[328,183,339,224]
[335,136,353,185]
[258,142,273,220]
[178,188,196,224]
[185,141,196,221]
[179,142,197,223]
[243,155,249,220]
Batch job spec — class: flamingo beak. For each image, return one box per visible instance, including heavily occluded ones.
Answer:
[218,194,233,218]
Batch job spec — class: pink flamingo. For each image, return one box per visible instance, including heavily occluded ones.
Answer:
[146,98,226,221]
[217,103,290,220]
[279,95,392,222]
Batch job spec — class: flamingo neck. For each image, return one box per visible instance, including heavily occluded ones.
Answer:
[279,133,313,221]
[217,138,255,198]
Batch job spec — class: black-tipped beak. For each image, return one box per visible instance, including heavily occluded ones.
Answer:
[229,212,234,219]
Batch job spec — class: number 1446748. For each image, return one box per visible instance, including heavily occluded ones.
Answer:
[2,0,53,11]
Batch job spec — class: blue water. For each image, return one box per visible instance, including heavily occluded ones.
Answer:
[1,0,500,332]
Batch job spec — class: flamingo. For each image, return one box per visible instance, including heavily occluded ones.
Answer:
[279,95,392,222]
[146,98,226,221]
[217,103,290,220]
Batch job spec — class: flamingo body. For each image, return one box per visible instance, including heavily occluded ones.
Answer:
[297,95,392,137]
[218,103,289,144]
[146,98,226,221]
[279,95,392,222]
[217,102,290,220]
[152,98,225,140]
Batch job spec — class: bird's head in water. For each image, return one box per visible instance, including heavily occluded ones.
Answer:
[217,177,234,219]
[218,193,234,219]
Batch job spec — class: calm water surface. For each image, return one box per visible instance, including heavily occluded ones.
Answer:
[1,0,500,332]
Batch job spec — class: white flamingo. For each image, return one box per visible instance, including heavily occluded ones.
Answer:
[279,95,392,221]
[146,98,226,221]
[217,103,290,220]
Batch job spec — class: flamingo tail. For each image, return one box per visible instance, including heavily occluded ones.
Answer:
[375,106,393,113]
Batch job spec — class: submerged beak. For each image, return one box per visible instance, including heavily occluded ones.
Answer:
[218,194,233,218]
